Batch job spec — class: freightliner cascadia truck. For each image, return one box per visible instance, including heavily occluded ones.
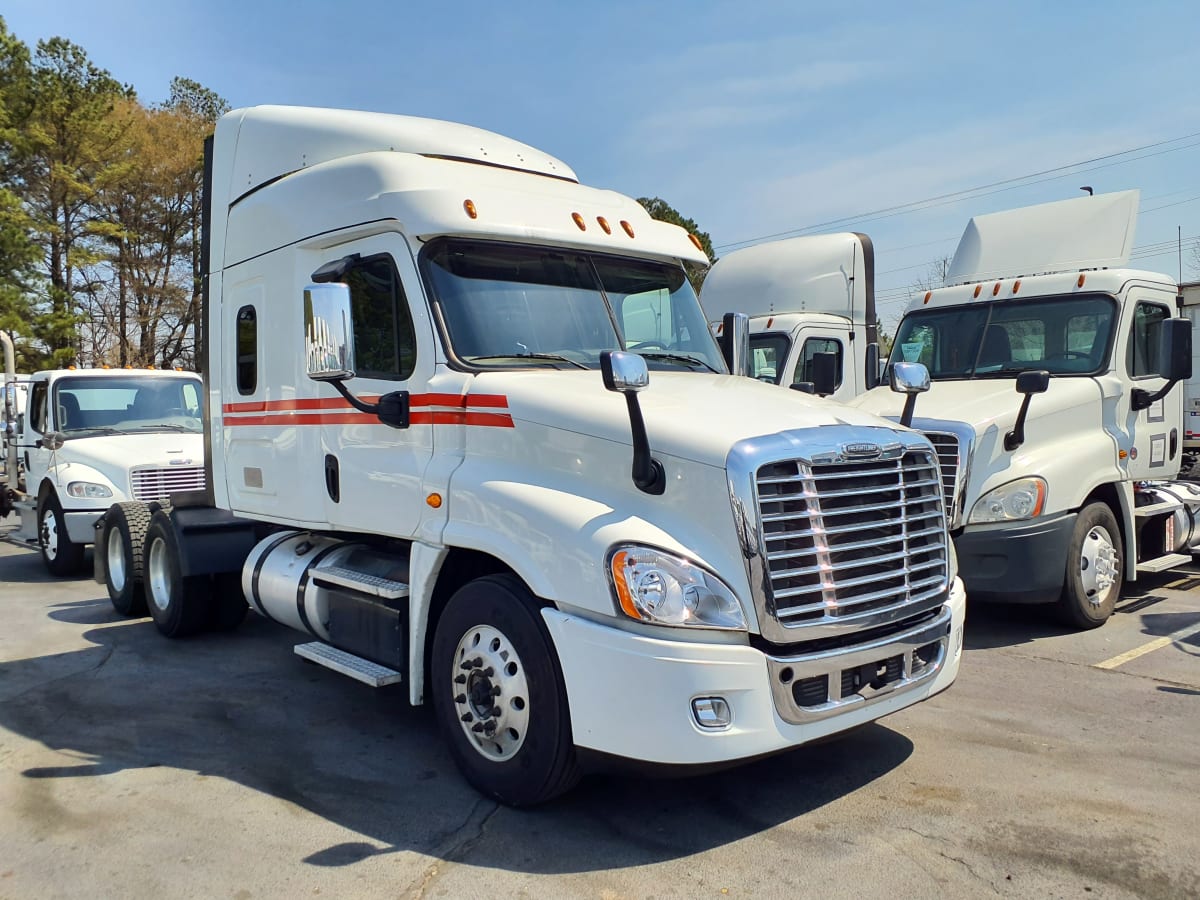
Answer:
[93,106,964,805]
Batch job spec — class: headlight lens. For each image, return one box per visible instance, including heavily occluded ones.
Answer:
[608,545,747,630]
[968,477,1046,524]
[66,481,113,499]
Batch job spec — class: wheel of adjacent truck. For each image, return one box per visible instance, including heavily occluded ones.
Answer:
[38,490,86,576]
[104,502,152,616]
[210,571,249,631]
[431,574,580,806]
[144,512,210,638]
[1057,502,1123,629]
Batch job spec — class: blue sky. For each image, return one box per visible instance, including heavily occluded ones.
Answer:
[7,0,1200,328]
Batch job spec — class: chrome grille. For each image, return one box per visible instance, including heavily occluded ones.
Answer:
[130,465,205,502]
[756,449,948,629]
[920,431,960,519]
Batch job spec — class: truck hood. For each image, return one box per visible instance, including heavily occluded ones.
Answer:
[58,431,204,471]
[849,378,1102,437]
[473,370,902,468]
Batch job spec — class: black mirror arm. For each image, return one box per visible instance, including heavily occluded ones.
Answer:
[328,379,410,429]
[1130,379,1180,412]
[899,394,918,428]
[1004,394,1036,451]
[624,393,665,495]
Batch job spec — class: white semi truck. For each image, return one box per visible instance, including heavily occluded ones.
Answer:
[1179,279,1200,471]
[0,359,205,583]
[93,105,965,805]
[852,190,1199,628]
[700,233,881,401]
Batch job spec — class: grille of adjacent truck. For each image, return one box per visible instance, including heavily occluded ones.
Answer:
[756,449,948,627]
[130,465,206,502]
[920,432,960,522]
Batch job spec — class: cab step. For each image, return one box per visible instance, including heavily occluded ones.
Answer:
[294,642,403,687]
[1136,552,1192,574]
[311,565,409,600]
[1132,500,1180,517]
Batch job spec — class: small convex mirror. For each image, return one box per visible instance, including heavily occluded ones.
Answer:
[601,350,650,393]
[890,361,931,395]
[304,283,356,382]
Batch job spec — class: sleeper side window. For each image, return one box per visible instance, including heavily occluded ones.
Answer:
[344,255,417,380]
[236,305,257,395]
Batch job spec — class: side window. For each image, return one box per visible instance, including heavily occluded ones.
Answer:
[793,338,843,389]
[236,306,257,395]
[181,382,202,416]
[1127,302,1170,377]
[749,335,789,384]
[28,382,47,433]
[344,255,416,380]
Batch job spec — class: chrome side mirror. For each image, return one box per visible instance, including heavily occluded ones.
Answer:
[601,350,650,392]
[600,351,663,495]
[890,362,930,428]
[304,283,356,382]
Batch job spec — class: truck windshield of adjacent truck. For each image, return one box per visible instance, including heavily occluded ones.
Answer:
[41,375,203,436]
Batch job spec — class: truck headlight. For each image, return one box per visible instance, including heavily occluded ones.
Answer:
[608,545,747,630]
[67,481,113,499]
[968,477,1046,524]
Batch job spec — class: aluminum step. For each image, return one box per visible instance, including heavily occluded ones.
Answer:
[1136,553,1192,574]
[1133,500,1179,517]
[294,642,403,687]
[311,565,409,600]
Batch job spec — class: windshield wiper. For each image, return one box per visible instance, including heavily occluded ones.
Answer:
[636,351,720,373]
[128,423,198,431]
[468,353,589,370]
[61,426,120,437]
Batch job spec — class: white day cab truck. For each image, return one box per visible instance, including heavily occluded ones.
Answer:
[1179,278,1200,473]
[92,105,965,805]
[0,346,205,585]
[700,233,882,402]
[851,190,1199,628]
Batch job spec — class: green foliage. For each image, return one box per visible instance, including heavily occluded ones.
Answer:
[636,196,715,292]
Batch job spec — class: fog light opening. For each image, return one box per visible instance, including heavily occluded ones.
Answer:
[692,696,731,729]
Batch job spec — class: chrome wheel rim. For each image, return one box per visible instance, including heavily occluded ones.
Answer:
[147,537,172,612]
[1080,524,1119,607]
[452,624,530,761]
[107,527,127,591]
[40,508,58,560]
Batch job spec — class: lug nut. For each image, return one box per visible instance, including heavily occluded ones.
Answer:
[491,685,501,697]
[482,666,494,677]
[460,713,473,723]
[490,706,501,717]
[472,722,485,733]
[454,674,467,684]
[455,694,466,704]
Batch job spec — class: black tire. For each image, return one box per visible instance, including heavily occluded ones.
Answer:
[431,574,580,806]
[104,502,152,616]
[1057,502,1123,629]
[210,571,249,632]
[38,490,86,576]
[143,511,210,638]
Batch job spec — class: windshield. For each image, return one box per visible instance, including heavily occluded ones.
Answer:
[889,294,1117,379]
[423,239,725,373]
[53,376,203,436]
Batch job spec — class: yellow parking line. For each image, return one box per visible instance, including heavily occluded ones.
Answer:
[1095,621,1200,670]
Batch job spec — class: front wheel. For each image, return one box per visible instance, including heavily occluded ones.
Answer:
[1057,502,1123,629]
[38,492,86,576]
[144,513,210,638]
[431,574,579,806]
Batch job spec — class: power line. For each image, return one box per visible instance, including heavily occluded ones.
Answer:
[715,131,1200,252]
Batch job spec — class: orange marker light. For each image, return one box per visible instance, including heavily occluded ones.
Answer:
[620,220,635,238]
[609,550,642,620]
[973,285,982,298]
[1119,449,1128,460]
[1077,274,1086,288]
[923,291,932,304]
[463,199,477,219]
[572,212,586,231]
[426,493,443,509]
[993,282,1001,296]
[1012,280,1021,294]
[688,233,704,253]
[597,216,611,234]
[766,317,774,328]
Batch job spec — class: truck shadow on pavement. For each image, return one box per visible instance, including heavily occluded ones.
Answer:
[1,600,915,875]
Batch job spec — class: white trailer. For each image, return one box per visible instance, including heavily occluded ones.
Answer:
[700,233,881,401]
[94,106,965,805]
[853,190,1198,628]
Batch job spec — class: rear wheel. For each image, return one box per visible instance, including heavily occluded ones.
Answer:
[1057,502,1123,629]
[104,502,152,616]
[431,574,579,806]
[144,513,210,638]
[38,491,86,576]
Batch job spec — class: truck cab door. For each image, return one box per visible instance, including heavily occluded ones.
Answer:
[785,325,855,400]
[21,379,53,494]
[1123,297,1184,479]
[319,235,436,539]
